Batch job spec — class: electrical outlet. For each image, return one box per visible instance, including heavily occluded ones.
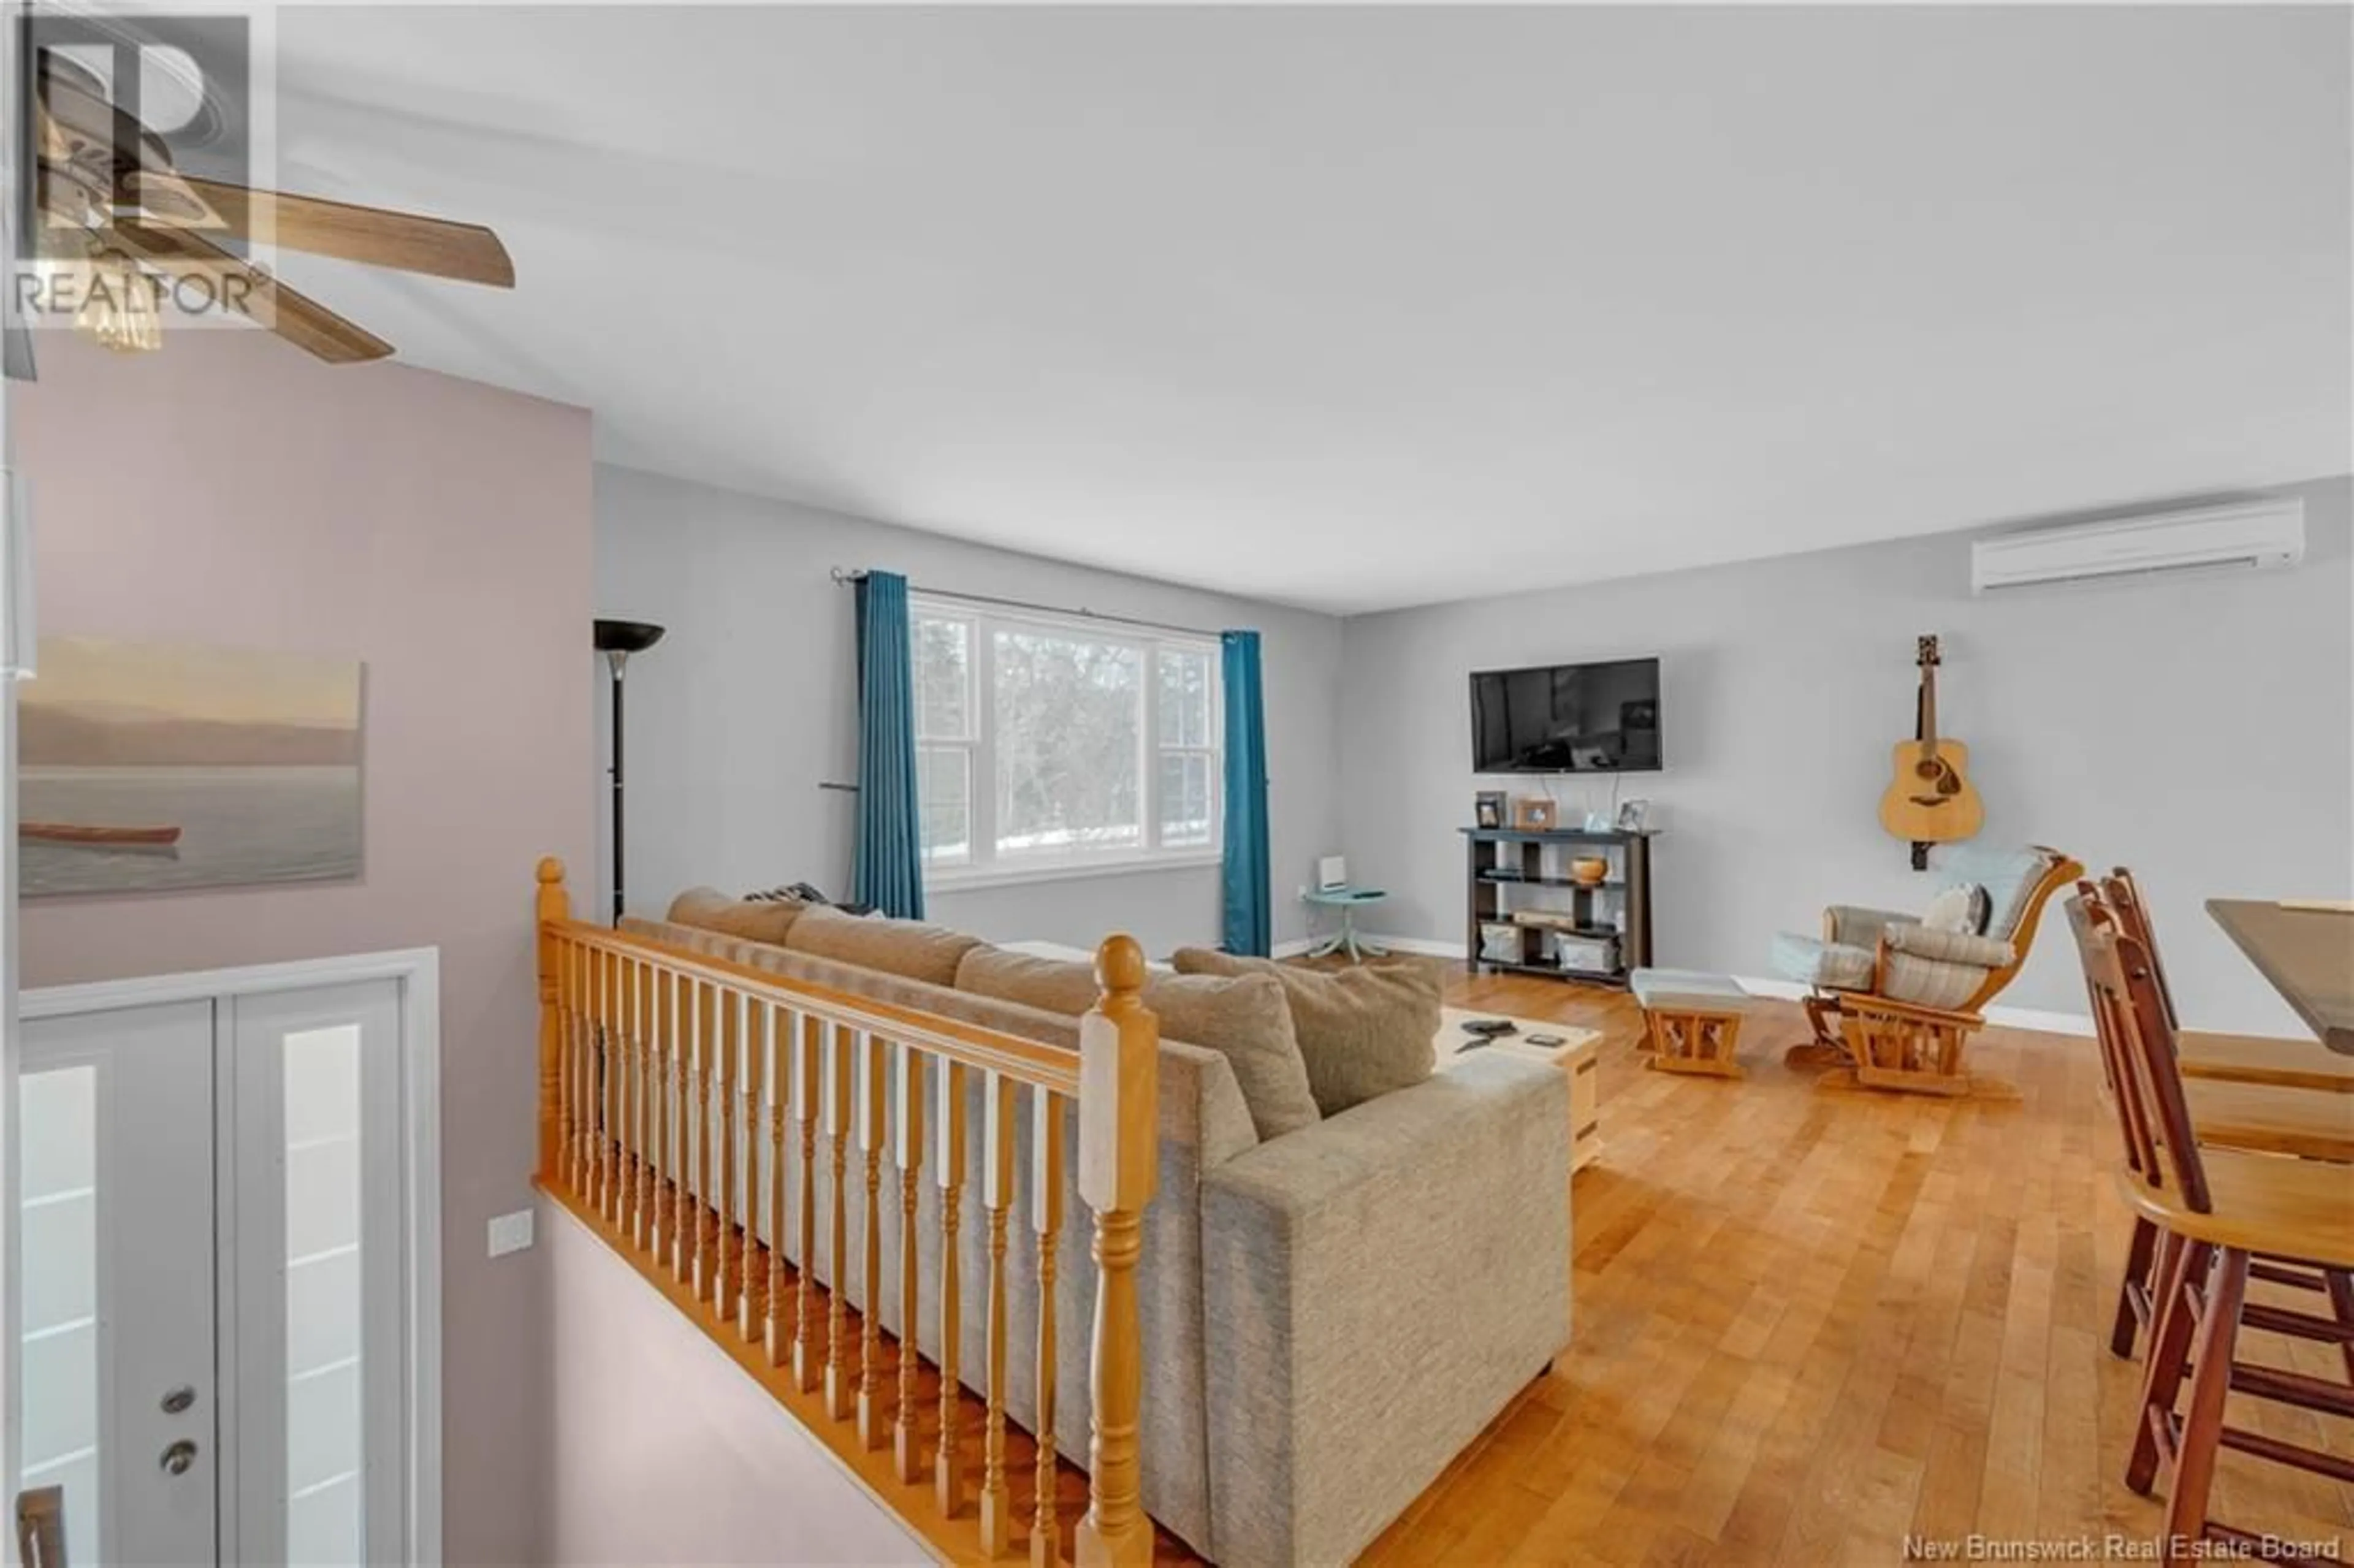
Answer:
[487,1209,535,1258]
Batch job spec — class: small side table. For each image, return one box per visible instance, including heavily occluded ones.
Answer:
[1303,886,1388,962]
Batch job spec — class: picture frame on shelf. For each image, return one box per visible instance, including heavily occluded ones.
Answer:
[1615,797,1651,832]
[1475,790,1507,829]
[1513,796,1558,831]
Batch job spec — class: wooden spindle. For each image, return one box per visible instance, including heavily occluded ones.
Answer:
[1076,936,1156,1568]
[741,999,770,1342]
[857,1031,890,1448]
[894,1045,928,1483]
[656,968,677,1269]
[670,973,695,1285]
[937,1058,969,1518]
[601,945,622,1225]
[793,1014,824,1393]
[571,939,593,1199]
[572,943,590,1201]
[766,1007,792,1366]
[825,1021,855,1421]
[585,943,603,1213]
[584,942,603,1205]
[636,957,657,1254]
[717,986,742,1312]
[1031,1088,1067,1568]
[534,859,568,1182]
[696,980,721,1304]
[980,1070,1018,1555]
[552,935,577,1195]
[618,956,639,1241]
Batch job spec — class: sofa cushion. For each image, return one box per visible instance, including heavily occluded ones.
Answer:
[665,885,809,946]
[784,904,985,988]
[956,946,1321,1141]
[1169,950,1439,1116]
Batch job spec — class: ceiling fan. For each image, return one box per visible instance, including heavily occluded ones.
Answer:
[15,43,514,378]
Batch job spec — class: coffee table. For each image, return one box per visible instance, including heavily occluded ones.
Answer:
[1431,1008,1604,1172]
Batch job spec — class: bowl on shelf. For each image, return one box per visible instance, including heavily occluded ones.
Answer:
[1569,856,1609,887]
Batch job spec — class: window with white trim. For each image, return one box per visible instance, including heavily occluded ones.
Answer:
[912,595,1222,883]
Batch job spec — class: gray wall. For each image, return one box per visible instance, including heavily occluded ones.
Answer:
[1337,476,2354,1032]
[595,465,1346,956]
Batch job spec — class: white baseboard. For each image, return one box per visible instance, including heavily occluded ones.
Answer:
[1271,937,1316,959]
[1357,935,2095,1038]
[1361,933,1469,959]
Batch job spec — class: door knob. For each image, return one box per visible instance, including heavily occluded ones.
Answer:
[159,1439,199,1476]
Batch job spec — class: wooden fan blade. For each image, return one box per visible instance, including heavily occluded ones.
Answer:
[137,175,516,288]
[110,221,394,364]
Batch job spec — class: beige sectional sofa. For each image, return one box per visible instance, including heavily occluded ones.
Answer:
[627,892,1572,1567]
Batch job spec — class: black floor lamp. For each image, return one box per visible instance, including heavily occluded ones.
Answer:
[594,618,665,924]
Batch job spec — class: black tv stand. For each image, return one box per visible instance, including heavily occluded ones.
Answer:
[1460,827,1656,987]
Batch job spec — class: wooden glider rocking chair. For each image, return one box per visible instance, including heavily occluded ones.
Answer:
[1772,843,2084,1095]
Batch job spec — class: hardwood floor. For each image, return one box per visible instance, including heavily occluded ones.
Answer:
[1355,973,2354,1567]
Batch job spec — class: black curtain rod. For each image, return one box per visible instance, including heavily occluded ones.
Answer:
[829,567,1227,642]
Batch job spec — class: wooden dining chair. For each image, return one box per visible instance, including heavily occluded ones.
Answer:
[2070,891,2354,1366]
[2078,884,2354,1161]
[2073,907,2354,1564]
[2106,869,2354,1094]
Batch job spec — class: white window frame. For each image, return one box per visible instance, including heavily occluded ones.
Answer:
[911,594,1224,891]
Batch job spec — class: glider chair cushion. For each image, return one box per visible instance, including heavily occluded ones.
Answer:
[1945,843,2063,942]
[1823,905,1916,951]
[1772,931,1878,992]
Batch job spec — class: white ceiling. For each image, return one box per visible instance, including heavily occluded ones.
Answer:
[260,4,2352,615]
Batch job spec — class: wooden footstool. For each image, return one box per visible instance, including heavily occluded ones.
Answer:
[1631,969,1753,1079]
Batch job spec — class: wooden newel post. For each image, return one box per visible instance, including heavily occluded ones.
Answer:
[1076,934,1157,1568]
[535,858,571,1183]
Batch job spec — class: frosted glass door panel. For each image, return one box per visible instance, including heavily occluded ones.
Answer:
[230,983,402,1568]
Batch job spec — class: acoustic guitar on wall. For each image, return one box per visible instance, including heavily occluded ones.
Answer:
[1879,635,1983,863]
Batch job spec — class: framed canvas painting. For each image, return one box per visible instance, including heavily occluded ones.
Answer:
[20,636,363,896]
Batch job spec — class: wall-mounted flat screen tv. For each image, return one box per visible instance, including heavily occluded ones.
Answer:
[1469,657,1663,773]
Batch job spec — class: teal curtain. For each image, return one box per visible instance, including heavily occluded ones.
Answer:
[852,572,926,919]
[1221,630,1271,956]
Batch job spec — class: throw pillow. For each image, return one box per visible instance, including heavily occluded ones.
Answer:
[783,905,985,989]
[954,947,1320,1141]
[1921,883,1991,935]
[666,886,808,947]
[1170,949,1440,1116]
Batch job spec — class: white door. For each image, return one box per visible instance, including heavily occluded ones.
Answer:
[226,980,405,1568]
[15,974,416,1567]
[19,1000,219,1567]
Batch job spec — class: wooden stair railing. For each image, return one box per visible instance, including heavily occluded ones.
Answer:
[532,859,1170,1566]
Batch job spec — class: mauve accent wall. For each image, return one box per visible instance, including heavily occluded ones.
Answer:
[16,331,594,1566]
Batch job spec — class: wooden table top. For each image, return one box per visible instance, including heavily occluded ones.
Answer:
[2207,899,2354,1056]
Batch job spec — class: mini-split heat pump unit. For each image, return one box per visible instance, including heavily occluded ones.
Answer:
[1969,498,2306,595]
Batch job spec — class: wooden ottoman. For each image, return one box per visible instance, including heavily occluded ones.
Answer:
[1632,969,1753,1079]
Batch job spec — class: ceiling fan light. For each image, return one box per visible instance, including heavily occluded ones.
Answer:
[74,249,163,354]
